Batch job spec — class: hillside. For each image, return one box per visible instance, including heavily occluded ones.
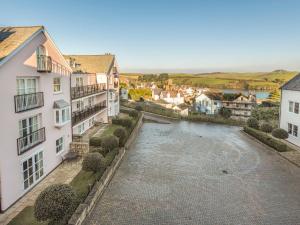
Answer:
[120,70,298,90]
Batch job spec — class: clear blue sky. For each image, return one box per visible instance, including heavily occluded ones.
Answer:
[1,0,300,73]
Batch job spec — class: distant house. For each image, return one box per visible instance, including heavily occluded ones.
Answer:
[195,92,222,114]
[222,94,256,120]
[152,88,162,101]
[280,74,300,146]
[173,104,189,116]
[160,91,184,105]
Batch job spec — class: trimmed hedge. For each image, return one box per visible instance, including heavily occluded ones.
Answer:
[272,128,289,139]
[135,105,143,111]
[129,110,139,118]
[112,117,133,129]
[82,152,104,172]
[113,127,128,147]
[89,137,102,147]
[244,126,288,152]
[34,184,77,223]
[101,135,119,152]
[247,117,259,129]
[260,122,273,133]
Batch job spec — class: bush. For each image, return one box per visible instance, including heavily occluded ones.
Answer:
[113,127,127,147]
[244,126,288,152]
[90,146,107,157]
[103,148,119,167]
[34,184,77,222]
[272,128,288,139]
[219,107,231,119]
[82,152,104,172]
[89,137,102,147]
[121,118,133,129]
[260,122,273,133]
[135,105,143,111]
[129,110,139,118]
[101,135,119,152]
[247,117,259,129]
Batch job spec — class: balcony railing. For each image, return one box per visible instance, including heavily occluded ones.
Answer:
[72,101,107,125]
[71,84,106,100]
[37,55,52,72]
[14,92,44,113]
[17,127,46,155]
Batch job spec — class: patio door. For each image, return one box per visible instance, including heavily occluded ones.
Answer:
[19,114,41,147]
[22,151,44,190]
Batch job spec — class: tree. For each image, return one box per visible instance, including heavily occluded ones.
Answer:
[113,127,128,147]
[82,152,103,172]
[219,107,231,119]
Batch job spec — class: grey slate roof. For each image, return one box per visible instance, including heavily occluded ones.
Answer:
[281,73,300,91]
[53,100,69,109]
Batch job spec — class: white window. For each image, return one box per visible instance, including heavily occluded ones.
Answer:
[22,151,44,190]
[78,123,85,134]
[54,107,70,126]
[76,77,83,87]
[288,123,293,134]
[293,125,298,137]
[56,137,64,153]
[89,118,95,127]
[88,96,95,107]
[289,101,294,112]
[53,78,61,93]
[17,78,38,95]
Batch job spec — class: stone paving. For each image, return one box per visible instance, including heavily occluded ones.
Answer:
[84,121,300,225]
[0,159,82,225]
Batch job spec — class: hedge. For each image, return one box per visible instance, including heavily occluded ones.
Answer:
[244,126,289,152]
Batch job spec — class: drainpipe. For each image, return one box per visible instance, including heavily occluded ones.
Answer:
[70,73,73,142]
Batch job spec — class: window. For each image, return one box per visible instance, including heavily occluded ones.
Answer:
[78,123,85,134]
[22,151,44,190]
[293,125,298,137]
[17,78,38,95]
[54,106,70,126]
[56,137,64,153]
[289,101,294,112]
[295,102,299,114]
[75,77,83,87]
[53,78,61,93]
[89,118,95,127]
[288,123,293,134]
[88,97,95,107]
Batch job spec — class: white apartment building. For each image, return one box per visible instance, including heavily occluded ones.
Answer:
[195,92,222,115]
[64,54,120,135]
[280,74,300,146]
[0,26,72,211]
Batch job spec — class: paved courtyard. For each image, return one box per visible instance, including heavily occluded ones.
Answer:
[84,121,300,225]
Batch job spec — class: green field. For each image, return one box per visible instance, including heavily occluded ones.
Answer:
[121,70,298,90]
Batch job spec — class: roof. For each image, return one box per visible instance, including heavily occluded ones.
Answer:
[64,55,115,74]
[152,88,162,95]
[203,92,222,100]
[53,99,70,109]
[281,73,300,91]
[0,26,43,62]
[160,90,181,98]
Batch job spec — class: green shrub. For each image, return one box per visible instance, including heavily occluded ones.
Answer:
[104,148,119,167]
[247,117,259,129]
[121,118,133,129]
[219,107,232,119]
[89,137,102,147]
[101,135,119,152]
[135,105,143,111]
[260,122,273,133]
[34,184,77,223]
[272,128,289,139]
[113,127,127,147]
[244,126,287,152]
[129,110,139,118]
[90,146,107,157]
[82,152,104,172]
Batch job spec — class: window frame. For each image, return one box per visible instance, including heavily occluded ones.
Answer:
[53,77,62,93]
[294,102,299,114]
[289,101,294,112]
[54,106,71,127]
[56,137,64,154]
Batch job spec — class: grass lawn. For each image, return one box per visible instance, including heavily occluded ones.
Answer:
[99,124,122,138]
[7,206,47,225]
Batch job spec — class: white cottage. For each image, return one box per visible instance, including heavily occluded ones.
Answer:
[280,74,300,146]
[195,92,222,115]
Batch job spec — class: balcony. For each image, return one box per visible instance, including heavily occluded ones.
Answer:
[14,92,44,113]
[72,101,106,126]
[71,84,106,100]
[17,127,46,155]
[37,55,52,72]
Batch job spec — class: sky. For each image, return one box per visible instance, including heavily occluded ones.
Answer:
[1,0,300,73]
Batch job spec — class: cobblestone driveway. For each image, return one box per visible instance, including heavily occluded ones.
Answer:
[84,122,300,225]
